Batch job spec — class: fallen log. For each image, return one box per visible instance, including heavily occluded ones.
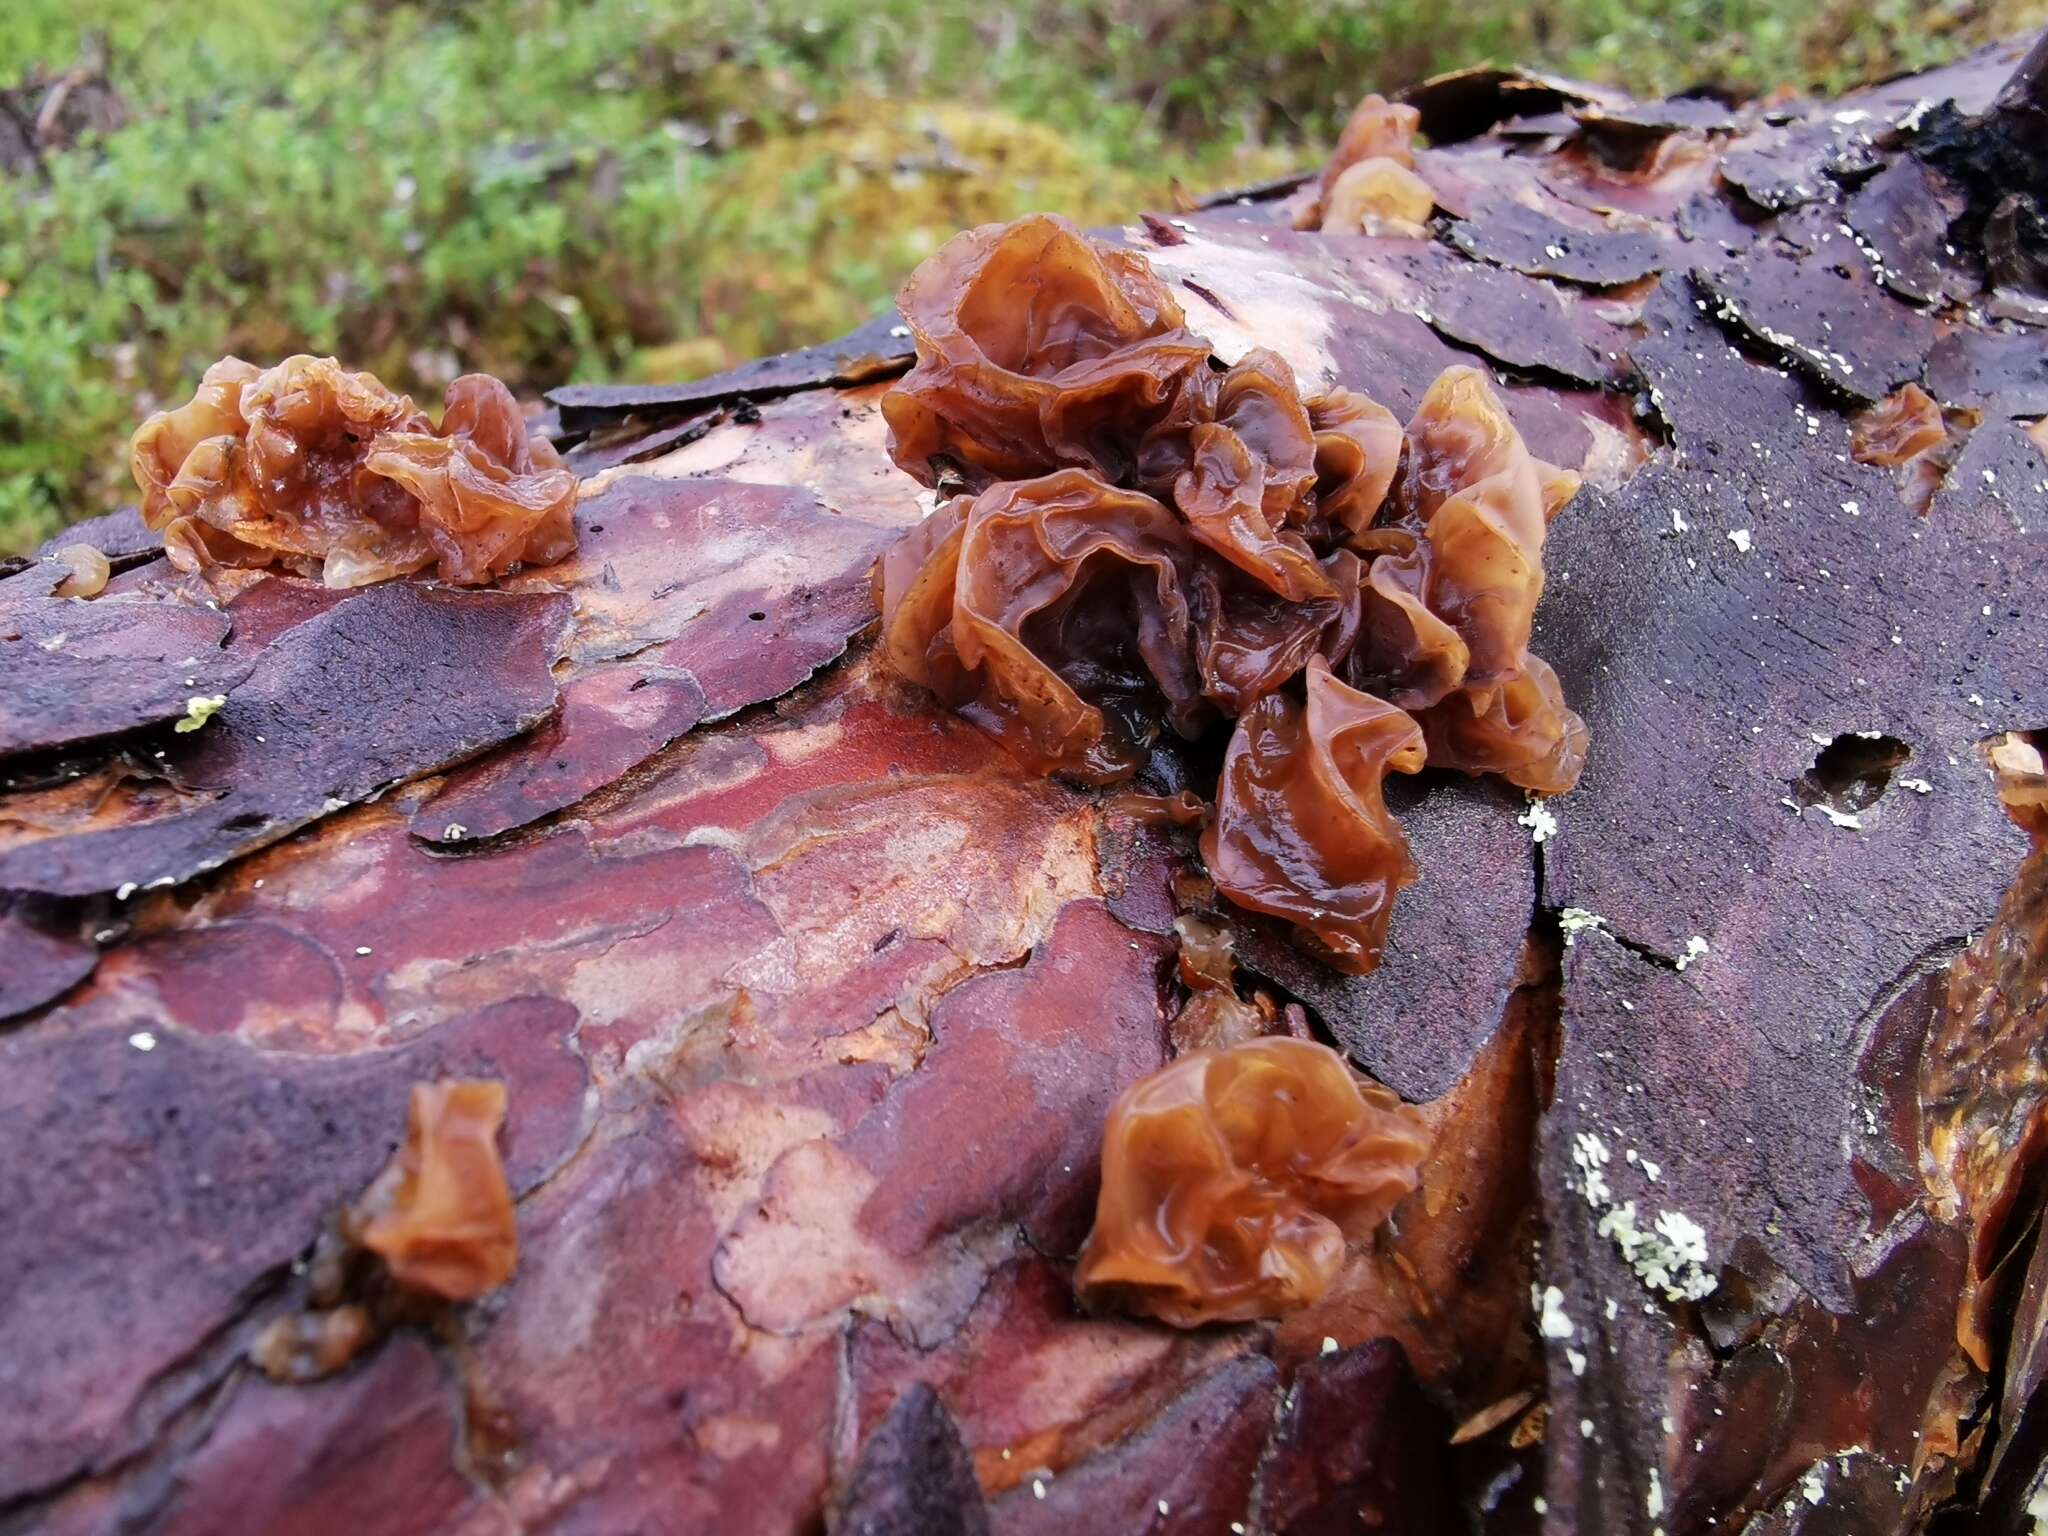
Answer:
[2,32,2046,1536]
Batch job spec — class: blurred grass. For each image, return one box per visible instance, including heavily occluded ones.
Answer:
[2,0,2041,551]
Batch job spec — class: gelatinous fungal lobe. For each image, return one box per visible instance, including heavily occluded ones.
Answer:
[877,469,1200,781]
[1075,1036,1429,1327]
[1175,418,1331,604]
[1850,382,1964,515]
[346,1080,518,1302]
[130,355,577,588]
[1986,731,2048,847]
[1202,657,1426,975]
[1293,94,1425,232]
[361,374,579,586]
[1325,94,1421,184]
[1191,549,1361,717]
[1419,652,1588,796]
[1353,366,1588,792]
[44,543,110,598]
[1323,159,1437,237]
[881,214,1213,490]
[1307,389,1404,542]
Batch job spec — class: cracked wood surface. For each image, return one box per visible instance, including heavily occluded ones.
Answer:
[3,32,2047,1536]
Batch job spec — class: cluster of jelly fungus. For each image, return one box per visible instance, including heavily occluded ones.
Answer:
[346,1079,518,1302]
[129,356,577,588]
[878,215,1586,974]
[1075,1036,1429,1327]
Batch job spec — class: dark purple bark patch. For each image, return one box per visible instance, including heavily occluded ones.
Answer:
[985,1354,1278,1536]
[547,309,913,432]
[1448,198,1670,285]
[1398,64,1610,145]
[0,583,570,895]
[0,996,587,1503]
[1718,120,1880,212]
[0,895,97,1021]
[1925,324,2048,416]
[838,1383,991,1536]
[1847,155,1976,306]
[1575,96,1741,137]
[0,586,252,761]
[1250,1339,1458,1535]
[1692,248,1938,402]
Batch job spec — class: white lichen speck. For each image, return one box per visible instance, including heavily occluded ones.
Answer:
[1536,1283,1576,1340]
[1801,1463,1827,1505]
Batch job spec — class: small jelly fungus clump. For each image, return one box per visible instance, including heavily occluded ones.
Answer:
[878,468,1201,782]
[1289,94,1425,232]
[1849,383,1965,515]
[1354,365,1588,794]
[1322,158,1437,237]
[347,1079,518,1302]
[46,543,110,598]
[1075,1036,1429,1327]
[878,215,1586,973]
[130,356,577,588]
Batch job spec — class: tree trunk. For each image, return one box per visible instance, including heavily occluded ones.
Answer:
[3,32,2047,1536]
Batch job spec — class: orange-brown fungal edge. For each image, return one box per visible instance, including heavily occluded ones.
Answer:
[1075,1036,1429,1328]
[881,213,1213,492]
[130,355,576,588]
[1203,656,1426,975]
[348,1079,518,1302]
[1849,382,1961,515]
[1290,95,1425,231]
[1322,158,1437,236]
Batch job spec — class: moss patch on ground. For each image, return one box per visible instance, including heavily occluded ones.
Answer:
[4,0,2042,551]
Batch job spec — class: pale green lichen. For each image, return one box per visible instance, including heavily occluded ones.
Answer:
[1559,908,1606,946]
[1571,1131,1612,1205]
[1596,1202,1718,1302]
[173,693,228,733]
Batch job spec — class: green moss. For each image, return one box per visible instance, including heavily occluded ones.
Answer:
[3,0,2041,551]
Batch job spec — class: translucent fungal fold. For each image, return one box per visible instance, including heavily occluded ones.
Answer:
[1075,1036,1430,1326]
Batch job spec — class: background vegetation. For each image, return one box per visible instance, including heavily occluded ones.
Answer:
[3,0,2040,551]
